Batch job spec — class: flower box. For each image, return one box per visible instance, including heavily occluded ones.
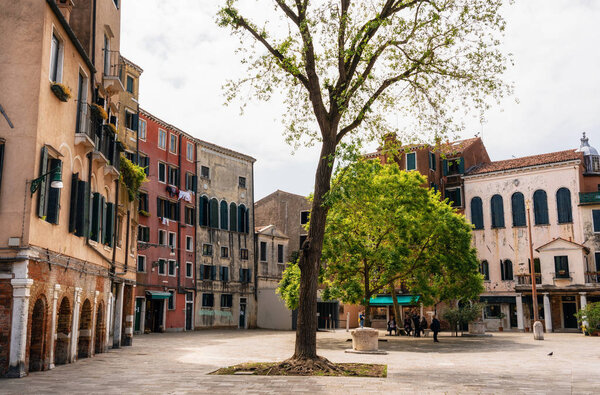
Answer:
[50,83,71,102]
[104,123,117,134]
[90,103,108,120]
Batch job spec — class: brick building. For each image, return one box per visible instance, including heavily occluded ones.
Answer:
[135,109,197,333]
[0,0,135,378]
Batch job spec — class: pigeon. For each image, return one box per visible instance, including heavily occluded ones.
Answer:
[547,352,553,356]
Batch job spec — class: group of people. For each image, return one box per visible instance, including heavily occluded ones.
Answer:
[387,312,441,342]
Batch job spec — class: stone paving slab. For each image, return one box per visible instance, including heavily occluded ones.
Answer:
[0,330,598,394]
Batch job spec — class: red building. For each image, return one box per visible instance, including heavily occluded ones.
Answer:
[134,109,197,333]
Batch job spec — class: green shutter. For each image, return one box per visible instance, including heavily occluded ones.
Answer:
[69,173,79,232]
[45,159,62,224]
[75,181,89,237]
[442,159,448,176]
[91,192,101,241]
[99,195,106,243]
[37,146,49,218]
[104,202,114,246]
[459,157,465,174]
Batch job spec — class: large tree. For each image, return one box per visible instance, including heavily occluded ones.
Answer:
[320,159,483,327]
[218,0,509,364]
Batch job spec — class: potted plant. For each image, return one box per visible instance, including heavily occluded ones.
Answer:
[90,103,108,120]
[104,123,117,134]
[497,312,506,331]
[575,302,600,336]
[139,209,150,217]
[50,82,71,102]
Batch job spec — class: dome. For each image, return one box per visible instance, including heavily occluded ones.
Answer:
[576,132,599,156]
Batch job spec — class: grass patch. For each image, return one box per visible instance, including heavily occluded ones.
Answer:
[210,361,387,377]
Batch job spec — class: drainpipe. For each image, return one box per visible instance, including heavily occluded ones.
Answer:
[252,161,257,302]
[111,177,119,275]
[193,142,198,289]
[177,132,182,293]
[124,209,130,271]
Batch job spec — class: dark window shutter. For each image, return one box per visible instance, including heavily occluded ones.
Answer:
[556,188,572,223]
[157,197,162,217]
[46,159,62,224]
[238,206,244,232]
[209,199,219,228]
[192,175,197,193]
[470,197,484,230]
[176,201,180,221]
[442,159,448,176]
[211,265,216,280]
[239,268,243,282]
[104,202,114,245]
[500,260,505,280]
[230,203,237,231]
[533,190,549,225]
[132,113,139,131]
[245,208,250,233]
[593,210,600,232]
[91,192,101,242]
[511,192,526,227]
[75,180,89,237]
[69,173,79,233]
[505,260,513,280]
[37,146,49,218]
[220,201,228,230]
[458,157,465,174]
[247,268,252,283]
[100,195,106,244]
[491,195,505,228]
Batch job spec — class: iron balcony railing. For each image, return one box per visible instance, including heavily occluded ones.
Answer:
[585,272,600,284]
[516,273,542,285]
[103,49,123,79]
[75,101,96,142]
[579,192,600,204]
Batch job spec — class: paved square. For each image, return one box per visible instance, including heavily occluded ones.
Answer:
[1,330,598,394]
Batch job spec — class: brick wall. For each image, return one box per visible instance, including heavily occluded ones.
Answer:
[0,279,12,376]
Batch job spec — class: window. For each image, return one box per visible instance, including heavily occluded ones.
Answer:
[157,198,179,221]
[229,202,237,231]
[202,293,214,307]
[139,154,149,176]
[484,304,501,319]
[300,235,307,250]
[186,142,194,161]
[511,192,526,227]
[75,72,88,135]
[480,260,489,281]
[210,198,219,228]
[443,157,464,176]
[168,290,175,310]
[200,264,216,280]
[137,255,146,272]
[168,260,176,276]
[300,211,310,225]
[429,152,436,171]
[200,166,210,179]
[500,259,513,281]
[185,207,195,226]
[277,244,284,264]
[125,110,138,131]
[112,0,119,9]
[169,134,177,154]
[203,244,213,256]
[491,194,505,228]
[37,147,62,224]
[158,129,167,149]
[221,294,233,308]
[186,262,193,278]
[593,210,600,233]
[126,75,134,93]
[220,266,229,282]
[158,229,166,245]
[240,248,249,260]
[168,166,179,186]
[533,190,549,225]
[158,162,166,183]
[158,259,166,275]
[185,172,196,192]
[260,241,267,262]
[470,197,484,230]
[221,247,229,258]
[49,32,63,82]
[240,268,252,283]
[219,201,228,230]
[186,236,193,251]
[168,232,176,249]
[103,34,110,75]
[199,196,209,227]
[90,192,106,242]
[556,187,572,223]
[138,119,147,141]
[406,152,416,171]
[138,191,148,213]
[445,188,462,207]
[554,256,570,278]
[239,176,246,188]
[137,225,149,242]
[68,173,89,237]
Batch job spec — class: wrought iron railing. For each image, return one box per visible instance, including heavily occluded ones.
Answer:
[102,49,123,79]
[585,272,600,284]
[516,273,541,285]
[579,192,600,204]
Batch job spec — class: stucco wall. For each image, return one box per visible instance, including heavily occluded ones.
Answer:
[257,281,292,330]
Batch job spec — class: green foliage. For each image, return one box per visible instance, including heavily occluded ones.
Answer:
[321,159,483,307]
[119,156,147,202]
[575,302,600,334]
[277,261,301,310]
[443,303,486,331]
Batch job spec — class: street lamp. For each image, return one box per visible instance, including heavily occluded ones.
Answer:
[30,166,63,196]
[526,199,543,340]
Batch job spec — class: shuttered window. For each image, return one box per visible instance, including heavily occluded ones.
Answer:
[500,259,513,281]
[220,200,228,230]
[429,152,436,170]
[199,196,209,226]
[406,152,416,170]
[470,197,484,230]
[533,190,549,225]
[511,192,526,227]
[480,260,489,280]
[260,242,267,262]
[593,210,600,233]
[90,192,104,242]
[229,202,237,231]
[209,198,219,228]
[104,202,115,246]
[491,194,505,228]
[556,187,572,223]
[554,256,569,278]
[220,266,229,282]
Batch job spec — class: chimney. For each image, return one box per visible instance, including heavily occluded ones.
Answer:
[57,0,74,23]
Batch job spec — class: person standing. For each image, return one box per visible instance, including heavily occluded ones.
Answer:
[359,312,365,328]
[404,316,412,336]
[387,317,397,336]
[420,316,428,337]
[412,313,421,337]
[431,316,441,342]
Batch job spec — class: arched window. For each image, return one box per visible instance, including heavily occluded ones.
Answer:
[220,200,228,230]
[480,260,489,281]
[229,202,237,232]
[470,197,484,230]
[556,187,572,223]
[491,194,505,228]
[500,259,513,281]
[245,207,250,233]
[199,196,209,227]
[238,204,247,233]
[533,190,549,225]
[511,192,526,227]
[209,198,219,228]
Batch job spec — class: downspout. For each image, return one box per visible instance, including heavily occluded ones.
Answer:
[252,161,257,302]
[111,177,119,276]
[177,132,182,292]
[124,209,130,272]
[91,0,97,67]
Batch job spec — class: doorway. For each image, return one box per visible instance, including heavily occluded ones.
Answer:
[29,297,47,372]
[239,298,247,329]
[145,299,164,333]
[134,298,143,333]
[94,302,105,354]
[562,302,578,329]
[185,292,193,331]
[55,297,71,365]
[77,299,92,359]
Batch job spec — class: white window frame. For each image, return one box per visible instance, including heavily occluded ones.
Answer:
[186,142,194,162]
[406,152,417,171]
[186,236,193,251]
[168,231,176,249]
[169,133,178,154]
[167,289,176,310]
[137,255,146,273]
[138,119,147,141]
[158,229,166,246]
[124,108,135,131]
[221,246,229,258]
[158,161,166,184]
[186,262,193,278]
[168,260,177,277]
[49,28,64,83]
[158,129,167,150]
[125,73,134,94]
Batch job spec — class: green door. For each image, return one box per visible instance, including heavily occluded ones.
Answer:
[134,298,143,332]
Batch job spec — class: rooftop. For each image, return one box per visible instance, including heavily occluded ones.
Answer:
[466,149,582,176]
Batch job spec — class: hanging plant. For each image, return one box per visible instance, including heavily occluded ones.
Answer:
[119,156,148,202]
[139,210,151,217]
[90,103,108,120]
[50,82,71,102]
[104,123,117,134]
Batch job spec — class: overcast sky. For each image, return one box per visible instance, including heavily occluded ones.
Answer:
[120,0,600,201]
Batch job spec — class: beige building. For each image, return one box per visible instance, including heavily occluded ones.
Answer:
[195,140,257,328]
[0,0,136,377]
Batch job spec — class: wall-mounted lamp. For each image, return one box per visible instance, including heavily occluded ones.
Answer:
[30,166,63,196]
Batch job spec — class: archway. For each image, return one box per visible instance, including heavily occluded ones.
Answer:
[29,297,47,372]
[77,299,92,358]
[54,297,71,365]
[94,302,105,354]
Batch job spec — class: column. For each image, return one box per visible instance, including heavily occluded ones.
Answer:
[69,287,82,363]
[105,292,113,347]
[7,279,34,378]
[112,283,124,348]
[90,291,99,357]
[543,293,552,333]
[48,284,61,369]
[516,294,525,332]
[580,292,588,329]
[123,285,134,346]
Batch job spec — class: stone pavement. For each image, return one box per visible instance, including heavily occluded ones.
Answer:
[1,329,598,394]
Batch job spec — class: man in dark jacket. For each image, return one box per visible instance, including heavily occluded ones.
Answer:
[412,314,421,337]
[431,316,441,342]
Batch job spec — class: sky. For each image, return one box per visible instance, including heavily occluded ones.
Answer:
[120,0,600,201]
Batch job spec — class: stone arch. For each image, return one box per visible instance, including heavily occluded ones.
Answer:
[28,296,48,372]
[94,302,105,354]
[59,142,74,173]
[77,299,93,359]
[73,155,84,175]
[54,297,72,365]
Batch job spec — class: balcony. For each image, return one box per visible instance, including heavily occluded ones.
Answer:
[579,192,600,205]
[92,124,121,176]
[553,271,573,280]
[74,101,96,150]
[516,273,541,285]
[102,49,124,96]
[585,272,600,284]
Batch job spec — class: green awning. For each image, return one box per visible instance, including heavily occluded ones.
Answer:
[369,295,420,306]
[146,290,171,300]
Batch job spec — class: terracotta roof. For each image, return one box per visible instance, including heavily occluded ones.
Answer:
[466,150,581,176]
[364,137,481,158]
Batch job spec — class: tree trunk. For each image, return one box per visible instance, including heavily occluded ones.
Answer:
[390,286,402,331]
[293,136,337,359]
[363,259,371,327]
